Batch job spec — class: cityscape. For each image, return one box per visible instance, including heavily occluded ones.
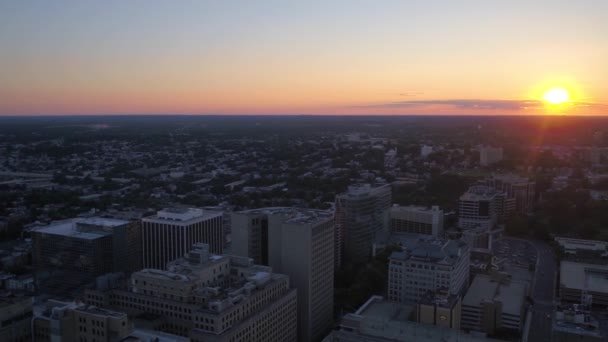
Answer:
[1,1,608,342]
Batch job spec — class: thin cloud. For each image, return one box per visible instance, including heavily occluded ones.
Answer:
[359,99,606,111]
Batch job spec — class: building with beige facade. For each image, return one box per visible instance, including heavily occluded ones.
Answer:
[416,290,461,330]
[85,243,298,342]
[388,237,470,304]
[33,299,132,342]
[390,205,443,237]
[231,207,334,342]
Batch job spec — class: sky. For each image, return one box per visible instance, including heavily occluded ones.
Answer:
[1,0,607,116]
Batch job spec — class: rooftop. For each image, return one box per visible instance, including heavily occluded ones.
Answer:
[144,207,222,224]
[237,207,333,225]
[460,185,500,201]
[463,274,526,316]
[560,261,608,293]
[34,217,130,239]
[334,295,504,342]
[390,237,468,265]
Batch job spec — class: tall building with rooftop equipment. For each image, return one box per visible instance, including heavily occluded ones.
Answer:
[142,208,223,269]
[32,217,141,295]
[458,186,505,249]
[232,207,334,342]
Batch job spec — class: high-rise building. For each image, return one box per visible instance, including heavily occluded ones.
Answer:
[335,183,391,267]
[484,174,535,213]
[142,208,223,269]
[458,186,504,249]
[85,243,298,342]
[32,217,141,294]
[231,207,334,342]
[390,205,444,237]
[387,237,470,304]
[33,300,132,342]
[479,146,503,166]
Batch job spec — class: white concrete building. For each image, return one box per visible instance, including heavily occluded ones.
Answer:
[388,237,470,304]
[142,208,224,269]
[390,205,443,237]
[458,186,503,249]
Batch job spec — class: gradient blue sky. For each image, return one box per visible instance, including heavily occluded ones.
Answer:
[1,0,607,115]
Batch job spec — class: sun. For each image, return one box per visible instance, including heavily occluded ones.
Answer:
[543,87,570,105]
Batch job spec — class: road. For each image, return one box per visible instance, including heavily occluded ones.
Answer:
[527,240,557,342]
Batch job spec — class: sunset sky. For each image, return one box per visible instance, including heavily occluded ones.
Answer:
[1,0,607,116]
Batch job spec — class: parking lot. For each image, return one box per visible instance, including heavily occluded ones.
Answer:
[492,238,538,270]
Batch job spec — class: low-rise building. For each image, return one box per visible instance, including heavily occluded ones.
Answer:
[33,300,132,342]
[416,290,461,330]
[461,274,528,335]
[559,261,608,307]
[552,303,603,342]
[323,295,504,342]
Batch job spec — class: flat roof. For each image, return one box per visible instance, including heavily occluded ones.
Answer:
[463,275,500,307]
[236,207,333,225]
[560,261,608,293]
[143,208,222,224]
[463,275,526,316]
[34,217,129,240]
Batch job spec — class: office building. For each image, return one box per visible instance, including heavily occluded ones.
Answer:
[416,290,461,330]
[323,295,504,342]
[388,237,470,304]
[85,244,298,342]
[484,174,535,213]
[461,274,528,335]
[232,207,334,342]
[479,146,503,166]
[458,186,504,249]
[335,183,391,266]
[0,293,32,342]
[390,205,443,237]
[142,208,223,269]
[32,217,141,294]
[33,300,132,342]
[559,261,608,307]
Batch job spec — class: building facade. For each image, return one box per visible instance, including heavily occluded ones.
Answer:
[85,244,298,342]
[388,237,470,304]
[484,174,535,213]
[461,274,528,335]
[0,294,32,342]
[458,186,505,249]
[232,207,335,342]
[335,184,391,267]
[142,208,224,269]
[33,300,132,342]
[390,205,443,237]
[32,217,141,295]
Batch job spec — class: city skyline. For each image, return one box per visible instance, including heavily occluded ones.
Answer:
[1,0,607,116]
